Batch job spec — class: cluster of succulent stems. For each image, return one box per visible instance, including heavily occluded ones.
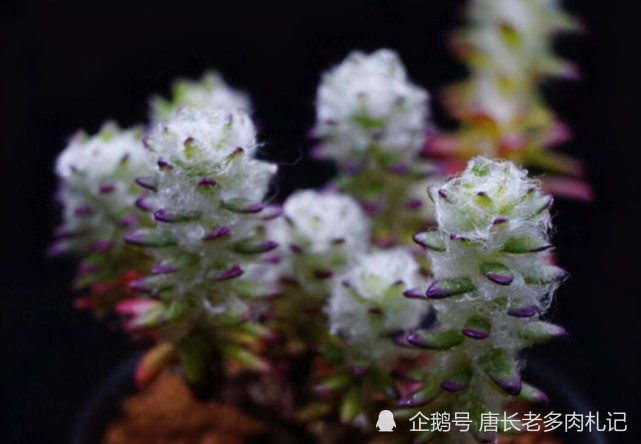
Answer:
[50,2,585,443]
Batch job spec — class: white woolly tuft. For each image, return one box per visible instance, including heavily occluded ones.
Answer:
[328,247,427,366]
[136,108,278,328]
[267,190,371,296]
[150,72,252,124]
[145,108,276,251]
[55,123,150,251]
[314,49,429,164]
[428,156,560,340]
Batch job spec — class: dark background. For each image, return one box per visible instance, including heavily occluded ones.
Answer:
[1,1,640,443]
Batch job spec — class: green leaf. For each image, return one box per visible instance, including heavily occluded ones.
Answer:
[480,349,522,396]
[526,193,553,218]
[503,236,552,254]
[480,263,514,286]
[522,265,567,285]
[462,315,491,339]
[399,379,441,408]
[220,199,264,214]
[228,238,278,255]
[164,300,192,322]
[220,345,269,372]
[352,114,385,130]
[518,382,549,404]
[340,386,364,423]
[441,366,472,392]
[470,161,490,177]
[499,24,521,48]
[473,191,493,208]
[518,321,567,345]
[412,230,446,251]
[183,137,196,160]
[154,209,201,223]
[469,402,497,443]
[124,229,177,247]
[426,277,476,299]
[315,373,351,392]
[407,329,464,350]
[177,339,207,384]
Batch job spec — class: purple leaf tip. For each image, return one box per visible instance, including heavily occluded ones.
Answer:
[202,226,230,241]
[213,265,244,281]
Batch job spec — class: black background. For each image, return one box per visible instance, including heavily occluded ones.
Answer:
[1,1,640,443]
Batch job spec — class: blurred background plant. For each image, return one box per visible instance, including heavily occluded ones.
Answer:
[426,0,591,203]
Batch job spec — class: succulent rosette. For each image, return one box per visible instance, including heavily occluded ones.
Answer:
[429,0,591,202]
[329,247,427,368]
[123,108,278,383]
[150,71,251,123]
[52,123,153,312]
[400,157,567,443]
[313,49,437,242]
[266,190,371,297]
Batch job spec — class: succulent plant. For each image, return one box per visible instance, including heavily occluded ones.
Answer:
[400,157,567,443]
[51,1,582,441]
[52,123,153,312]
[266,190,371,297]
[312,49,438,243]
[329,247,428,368]
[428,0,590,201]
[150,71,251,124]
[123,108,278,386]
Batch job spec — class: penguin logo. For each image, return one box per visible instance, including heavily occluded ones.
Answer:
[376,410,396,432]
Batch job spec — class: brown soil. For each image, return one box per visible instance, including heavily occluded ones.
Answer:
[102,373,266,444]
[102,374,565,444]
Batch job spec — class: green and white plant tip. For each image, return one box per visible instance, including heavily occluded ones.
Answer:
[402,156,567,443]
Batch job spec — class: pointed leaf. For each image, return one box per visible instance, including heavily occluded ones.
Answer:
[470,403,497,443]
[503,236,553,254]
[518,321,567,345]
[212,265,244,281]
[220,345,270,372]
[526,193,553,218]
[135,342,176,388]
[178,338,208,384]
[340,386,364,423]
[413,230,446,252]
[399,379,440,407]
[407,329,464,350]
[507,305,537,318]
[519,382,549,404]
[202,226,231,241]
[462,315,491,340]
[221,199,264,214]
[426,277,475,299]
[124,229,177,247]
[473,191,493,208]
[523,265,568,285]
[135,176,158,192]
[314,373,351,394]
[480,349,522,396]
[441,366,472,392]
[154,209,201,223]
[228,238,279,255]
[480,263,513,286]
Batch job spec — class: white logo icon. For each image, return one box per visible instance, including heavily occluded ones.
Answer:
[376,410,396,432]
